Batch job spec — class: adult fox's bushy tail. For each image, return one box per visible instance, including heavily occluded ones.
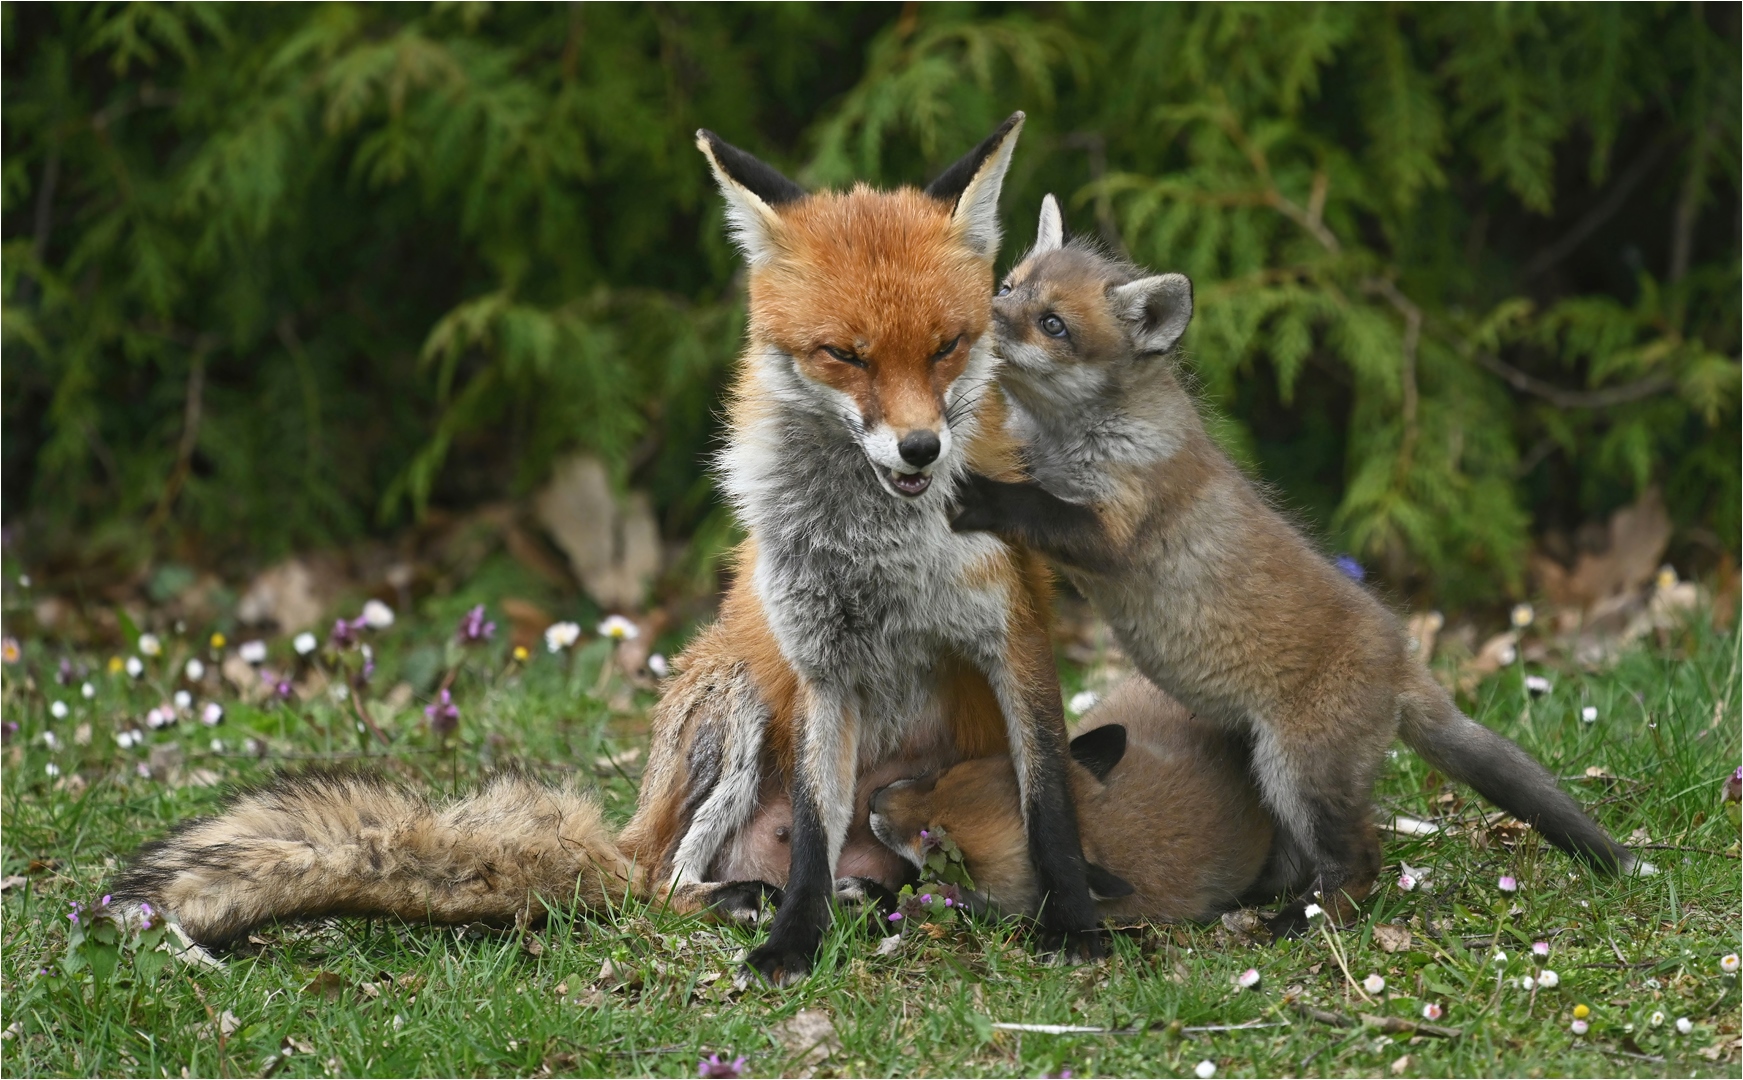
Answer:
[1398,669,1639,874]
[112,769,638,947]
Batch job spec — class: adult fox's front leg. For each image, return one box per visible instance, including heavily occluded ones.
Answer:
[744,683,859,986]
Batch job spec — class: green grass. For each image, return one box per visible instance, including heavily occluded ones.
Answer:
[1,597,1738,1078]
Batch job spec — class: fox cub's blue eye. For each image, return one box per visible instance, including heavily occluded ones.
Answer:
[996,283,1012,297]
[1040,314,1068,338]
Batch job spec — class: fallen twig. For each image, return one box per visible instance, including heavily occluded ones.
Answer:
[1292,1003,1461,1040]
[988,1019,1287,1037]
[1634,844,1740,859]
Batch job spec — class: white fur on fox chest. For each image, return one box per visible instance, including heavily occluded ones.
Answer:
[721,348,1020,763]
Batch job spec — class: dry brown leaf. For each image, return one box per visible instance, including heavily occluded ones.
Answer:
[301,971,349,1001]
[772,1009,841,1078]
[1373,924,1413,954]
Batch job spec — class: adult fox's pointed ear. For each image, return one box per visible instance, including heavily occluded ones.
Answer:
[925,111,1026,260]
[1034,193,1065,254]
[696,130,804,267]
[1110,273,1193,356]
[1068,724,1126,781]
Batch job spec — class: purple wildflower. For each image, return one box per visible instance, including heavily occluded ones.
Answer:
[1,721,17,744]
[360,644,375,683]
[330,617,359,649]
[100,895,111,906]
[698,1054,747,1079]
[57,658,74,685]
[888,911,903,922]
[456,605,496,645]
[1334,555,1365,581]
[425,689,460,739]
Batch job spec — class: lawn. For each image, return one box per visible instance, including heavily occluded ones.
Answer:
[1,571,1738,1079]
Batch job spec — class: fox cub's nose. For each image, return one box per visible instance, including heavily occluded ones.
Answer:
[898,430,941,468]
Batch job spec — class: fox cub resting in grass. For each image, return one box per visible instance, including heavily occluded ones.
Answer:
[953,196,1642,934]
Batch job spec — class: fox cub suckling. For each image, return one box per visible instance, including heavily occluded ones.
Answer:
[871,676,1274,923]
[955,196,1641,933]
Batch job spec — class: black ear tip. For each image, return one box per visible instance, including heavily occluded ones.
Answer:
[1069,723,1127,780]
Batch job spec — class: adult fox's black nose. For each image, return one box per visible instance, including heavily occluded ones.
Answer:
[898,430,941,467]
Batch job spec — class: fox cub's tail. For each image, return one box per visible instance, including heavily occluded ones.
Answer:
[112,769,637,947]
[1398,669,1641,874]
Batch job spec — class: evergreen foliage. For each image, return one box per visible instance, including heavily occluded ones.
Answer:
[4,3,1737,604]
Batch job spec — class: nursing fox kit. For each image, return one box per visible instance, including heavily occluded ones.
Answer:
[955,195,1640,929]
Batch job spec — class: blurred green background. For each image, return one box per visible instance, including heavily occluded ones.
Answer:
[4,3,1737,610]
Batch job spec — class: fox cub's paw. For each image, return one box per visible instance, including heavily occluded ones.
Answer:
[742,933,819,988]
[703,880,783,925]
[833,877,901,924]
[1037,926,1107,965]
[949,472,1009,534]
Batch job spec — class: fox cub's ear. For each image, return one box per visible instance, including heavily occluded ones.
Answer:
[1110,273,1193,357]
[1069,724,1126,781]
[925,112,1026,260]
[696,130,804,268]
[1033,193,1065,255]
[1086,863,1135,899]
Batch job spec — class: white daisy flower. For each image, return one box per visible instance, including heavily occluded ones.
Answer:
[1493,950,1509,965]
[360,600,395,629]
[1721,954,1739,974]
[239,640,268,664]
[1570,1019,1588,1035]
[45,762,60,778]
[49,701,68,719]
[136,762,151,778]
[173,690,192,710]
[1236,968,1260,989]
[184,658,205,681]
[210,739,225,753]
[1675,1017,1692,1035]
[80,682,95,699]
[116,730,141,749]
[1649,1011,1665,1027]
[41,731,59,750]
[1524,675,1552,697]
[1195,1061,1216,1079]
[1397,873,1417,891]
[124,656,145,678]
[1581,706,1598,723]
[1510,603,1534,629]
[647,653,669,678]
[137,633,162,657]
[545,621,582,653]
[1303,903,1324,919]
[1537,969,1558,988]
[293,632,317,656]
[201,702,224,726]
[1421,1003,1443,1021]
[1521,976,1535,991]
[1067,690,1100,716]
[1362,973,1386,994]
[597,615,639,641]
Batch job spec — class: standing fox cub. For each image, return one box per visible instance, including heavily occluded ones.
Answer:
[872,676,1274,923]
[954,196,1640,932]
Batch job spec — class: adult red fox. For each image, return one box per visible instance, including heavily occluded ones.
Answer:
[952,196,1642,933]
[870,677,1275,923]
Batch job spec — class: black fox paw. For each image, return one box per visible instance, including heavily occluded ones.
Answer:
[704,880,783,925]
[742,938,816,988]
[833,877,901,923]
[949,472,1006,533]
[1037,926,1106,965]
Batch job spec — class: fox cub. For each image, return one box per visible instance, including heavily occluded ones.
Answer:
[954,196,1639,932]
[870,676,1274,923]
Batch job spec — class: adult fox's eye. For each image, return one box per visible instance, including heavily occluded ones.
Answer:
[996,283,1012,297]
[1040,314,1068,338]
[822,345,865,367]
[933,336,962,360]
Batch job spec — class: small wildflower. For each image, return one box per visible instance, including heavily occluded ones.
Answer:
[0,638,19,664]
[698,1054,747,1079]
[424,689,459,739]
[184,658,205,681]
[210,739,225,753]
[648,652,669,678]
[1303,903,1324,919]
[1533,941,1550,958]
[329,617,359,649]
[545,621,582,652]
[360,599,395,629]
[1334,554,1365,581]
[173,689,192,710]
[41,731,59,750]
[293,632,318,656]
[67,901,82,924]
[1421,1003,1443,1021]
[1521,976,1535,991]
[56,658,75,684]
[45,762,60,778]
[1523,675,1552,697]
[1570,1019,1588,1036]
[1363,973,1386,994]
[360,643,375,681]
[1572,1004,1590,1019]
[456,605,496,645]
[1537,969,1558,988]
[1498,875,1518,892]
[124,656,144,678]
[209,632,226,649]
[268,675,294,701]
[1722,954,1740,974]
[508,643,528,663]
[16,574,27,588]
[598,614,639,641]
[1510,603,1534,629]
[1493,950,1508,965]
[240,640,267,664]
[1067,689,1099,716]
[136,762,151,778]
[888,911,903,922]
[1581,706,1598,723]
[1656,565,1678,590]
[2,721,17,743]
[145,706,173,730]
[116,730,141,749]
[1675,1017,1692,1035]
[920,894,932,904]
[1649,1010,1665,1027]
[1236,967,1261,989]
[1397,873,1417,892]
[201,702,224,726]
[1497,644,1518,666]
[138,633,162,657]
[1195,1060,1217,1079]
[49,700,68,719]
[81,681,95,699]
